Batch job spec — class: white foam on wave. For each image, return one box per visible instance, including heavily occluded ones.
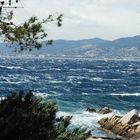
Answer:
[87,69,96,73]
[0,65,23,70]
[52,68,61,71]
[109,93,140,96]
[0,76,10,81]
[44,74,52,80]
[33,92,48,98]
[57,111,114,130]
[0,96,7,101]
[82,93,89,96]
[91,77,103,82]
[0,76,22,84]
[49,80,64,84]
[24,75,39,81]
[104,78,122,81]
[9,81,25,84]
[0,75,30,84]
[33,91,62,98]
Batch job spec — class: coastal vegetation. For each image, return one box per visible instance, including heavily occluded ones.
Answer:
[0,91,90,140]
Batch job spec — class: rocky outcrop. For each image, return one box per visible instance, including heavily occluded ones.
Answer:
[98,109,140,139]
[86,107,112,114]
[98,107,112,114]
[119,109,138,125]
[86,108,96,113]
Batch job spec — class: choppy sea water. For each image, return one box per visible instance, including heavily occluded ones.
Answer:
[0,57,140,137]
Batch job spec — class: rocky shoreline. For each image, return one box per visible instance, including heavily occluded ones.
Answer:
[86,137,122,140]
[86,108,140,140]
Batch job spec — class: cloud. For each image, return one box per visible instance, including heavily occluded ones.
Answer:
[11,0,140,40]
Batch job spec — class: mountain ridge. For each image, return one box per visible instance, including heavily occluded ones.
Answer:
[0,35,140,60]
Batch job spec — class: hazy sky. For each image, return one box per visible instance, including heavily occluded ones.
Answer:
[13,0,140,40]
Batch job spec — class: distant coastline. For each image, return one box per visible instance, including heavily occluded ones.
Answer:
[0,55,140,62]
[0,35,140,60]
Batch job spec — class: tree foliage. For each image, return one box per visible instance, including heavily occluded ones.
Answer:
[0,0,63,52]
[0,91,90,140]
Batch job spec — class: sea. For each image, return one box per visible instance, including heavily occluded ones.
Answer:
[0,57,140,137]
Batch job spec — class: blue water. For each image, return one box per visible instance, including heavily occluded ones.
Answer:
[0,57,140,137]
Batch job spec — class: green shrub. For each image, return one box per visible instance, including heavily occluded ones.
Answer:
[0,91,90,140]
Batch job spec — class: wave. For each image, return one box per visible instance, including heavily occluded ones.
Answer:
[33,92,48,98]
[82,93,89,96]
[49,80,64,84]
[0,81,27,84]
[0,96,7,101]
[0,65,24,70]
[68,76,103,82]
[104,78,122,81]
[57,111,113,130]
[109,93,140,96]
[57,109,126,137]
[91,77,103,82]
[0,75,30,84]
[33,91,62,98]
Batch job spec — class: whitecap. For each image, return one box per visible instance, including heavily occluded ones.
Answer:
[49,80,64,84]
[67,76,76,79]
[57,111,114,130]
[52,68,61,71]
[104,78,122,81]
[33,92,48,98]
[8,81,25,84]
[87,70,96,73]
[82,93,89,96]
[49,91,63,96]
[0,65,23,70]
[0,96,7,101]
[91,77,103,82]
[33,91,62,98]
[109,93,140,97]
[0,75,30,84]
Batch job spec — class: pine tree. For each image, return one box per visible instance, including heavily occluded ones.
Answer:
[0,91,90,140]
[0,0,63,51]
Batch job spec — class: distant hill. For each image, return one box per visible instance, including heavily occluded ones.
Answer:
[0,35,140,60]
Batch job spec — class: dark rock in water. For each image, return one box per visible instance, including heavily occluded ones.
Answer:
[98,109,140,139]
[87,107,96,113]
[98,107,112,114]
